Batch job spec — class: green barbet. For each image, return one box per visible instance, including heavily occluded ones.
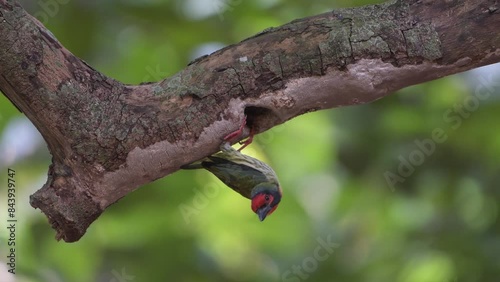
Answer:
[182,117,282,221]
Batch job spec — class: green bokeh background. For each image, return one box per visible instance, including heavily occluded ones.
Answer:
[1,0,500,281]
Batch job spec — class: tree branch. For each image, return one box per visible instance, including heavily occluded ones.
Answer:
[0,0,498,241]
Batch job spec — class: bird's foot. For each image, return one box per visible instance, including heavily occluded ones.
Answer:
[224,115,254,151]
[236,128,254,151]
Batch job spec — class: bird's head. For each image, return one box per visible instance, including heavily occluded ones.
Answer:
[251,183,282,221]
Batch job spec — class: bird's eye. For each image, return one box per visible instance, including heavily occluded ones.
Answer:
[265,195,270,201]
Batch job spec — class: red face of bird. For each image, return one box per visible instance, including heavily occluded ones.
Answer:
[251,190,282,221]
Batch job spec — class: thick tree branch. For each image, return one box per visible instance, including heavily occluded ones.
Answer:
[0,0,499,241]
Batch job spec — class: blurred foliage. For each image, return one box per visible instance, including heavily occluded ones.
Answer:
[1,0,500,281]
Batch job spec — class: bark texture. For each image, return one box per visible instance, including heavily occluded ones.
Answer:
[0,0,499,241]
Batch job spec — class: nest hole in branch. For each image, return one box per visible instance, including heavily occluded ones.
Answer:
[244,106,280,134]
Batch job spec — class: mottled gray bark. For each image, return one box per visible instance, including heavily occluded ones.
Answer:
[0,0,498,241]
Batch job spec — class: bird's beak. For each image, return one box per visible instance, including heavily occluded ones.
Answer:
[257,205,272,221]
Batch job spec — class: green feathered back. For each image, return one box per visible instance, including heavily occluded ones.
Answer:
[182,142,280,199]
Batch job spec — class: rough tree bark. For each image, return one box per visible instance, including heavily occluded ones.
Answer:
[0,0,499,242]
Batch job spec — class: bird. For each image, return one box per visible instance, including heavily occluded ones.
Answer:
[182,117,282,221]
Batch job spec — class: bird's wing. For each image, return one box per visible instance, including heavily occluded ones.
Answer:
[216,146,280,185]
[202,156,268,199]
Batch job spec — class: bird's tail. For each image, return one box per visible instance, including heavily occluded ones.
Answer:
[180,162,204,169]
